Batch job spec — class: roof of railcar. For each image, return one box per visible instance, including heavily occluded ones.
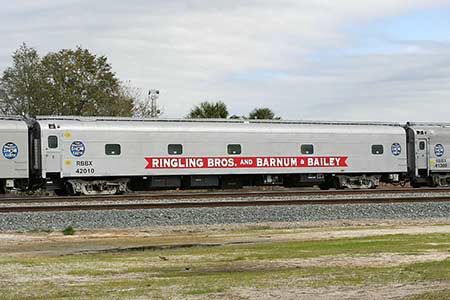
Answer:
[37,116,403,126]
[0,116,29,130]
[407,122,450,128]
[36,116,408,135]
[0,115,25,121]
[406,122,450,137]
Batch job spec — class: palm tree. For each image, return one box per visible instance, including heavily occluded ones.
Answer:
[186,101,229,119]
[248,108,280,120]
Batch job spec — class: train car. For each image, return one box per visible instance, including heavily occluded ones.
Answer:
[406,123,450,187]
[36,117,408,195]
[0,117,30,193]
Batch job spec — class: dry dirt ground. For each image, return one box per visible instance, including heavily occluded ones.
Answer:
[1,218,450,299]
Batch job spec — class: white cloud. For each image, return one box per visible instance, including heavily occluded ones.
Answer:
[1,0,450,120]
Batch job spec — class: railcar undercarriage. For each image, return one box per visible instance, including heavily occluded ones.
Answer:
[0,179,34,194]
[65,179,129,195]
[335,175,380,189]
[319,173,404,190]
[431,173,450,187]
[42,173,404,196]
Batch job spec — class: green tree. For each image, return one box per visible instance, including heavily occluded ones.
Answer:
[186,101,229,119]
[39,47,133,116]
[0,44,45,116]
[0,44,134,117]
[248,107,280,120]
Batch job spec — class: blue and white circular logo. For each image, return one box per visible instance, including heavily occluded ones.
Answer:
[391,143,401,156]
[70,141,85,157]
[2,142,18,160]
[435,144,445,157]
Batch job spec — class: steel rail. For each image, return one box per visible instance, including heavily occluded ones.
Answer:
[1,187,449,204]
[2,195,450,213]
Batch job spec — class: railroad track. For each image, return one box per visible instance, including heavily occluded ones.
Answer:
[1,188,450,213]
[0,187,448,204]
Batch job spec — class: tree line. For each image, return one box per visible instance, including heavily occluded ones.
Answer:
[186,101,280,120]
[0,44,280,120]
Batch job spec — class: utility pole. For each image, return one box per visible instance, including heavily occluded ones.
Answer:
[148,89,160,118]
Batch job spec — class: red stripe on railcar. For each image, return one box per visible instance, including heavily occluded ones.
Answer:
[144,156,348,169]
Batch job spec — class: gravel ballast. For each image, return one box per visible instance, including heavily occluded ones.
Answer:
[1,201,450,231]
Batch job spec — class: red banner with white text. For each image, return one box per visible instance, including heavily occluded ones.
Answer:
[145,156,348,169]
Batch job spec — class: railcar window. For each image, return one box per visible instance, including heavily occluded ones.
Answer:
[419,141,425,150]
[227,144,242,155]
[301,144,314,154]
[48,136,58,149]
[105,144,121,155]
[371,145,384,155]
[168,144,183,155]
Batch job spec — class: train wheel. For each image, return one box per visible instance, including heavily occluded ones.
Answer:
[54,189,68,196]
[333,177,343,189]
[411,180,421,188]
[0,180,5,194]
[319,182,330,190]
[64,182,80,196]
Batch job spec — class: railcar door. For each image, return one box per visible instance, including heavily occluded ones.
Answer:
[44,134,62,175]
[416,138,428,176]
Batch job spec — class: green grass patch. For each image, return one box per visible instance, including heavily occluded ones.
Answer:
[185,287,227,295]
[183,233,450,262]
[62,226,75,235]
[7,258,450,299]
[2,231,450,299]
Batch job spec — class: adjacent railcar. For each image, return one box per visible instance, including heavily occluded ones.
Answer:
[37,117,407,195]
[406,123,450,187]
[0,117,30,192]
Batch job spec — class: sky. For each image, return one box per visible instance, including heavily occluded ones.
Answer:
[1,0,450,122]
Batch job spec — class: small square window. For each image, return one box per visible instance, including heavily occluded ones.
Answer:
[105,144,121,155]
[168,144,183,155]
[227,144,241,155]
[419,141,425,150]
[372,145,384,155]
[301,144,314,154]
[48,136,58,149]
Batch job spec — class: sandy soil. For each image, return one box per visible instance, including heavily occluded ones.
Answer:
[2,218,450,299]
[2,218,450,256]
[232,281,450,300]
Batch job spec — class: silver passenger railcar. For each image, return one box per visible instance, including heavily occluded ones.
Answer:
[406,123,450,187]
[36,117,407,195]
[0,117,30,192]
